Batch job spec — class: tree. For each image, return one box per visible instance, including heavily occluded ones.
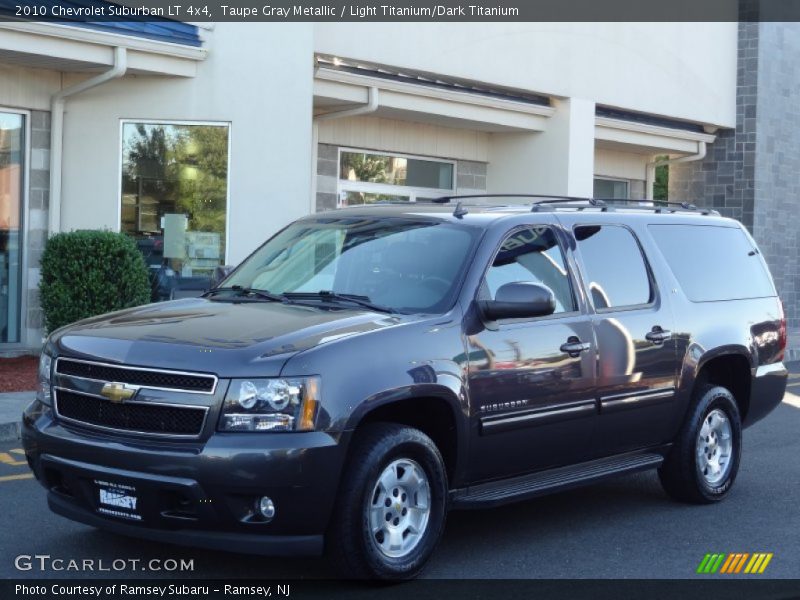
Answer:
[122,124,228,237]
[653,155,669,202]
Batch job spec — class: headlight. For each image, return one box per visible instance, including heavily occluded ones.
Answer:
[38,353,53,406]
[219,377,319,432]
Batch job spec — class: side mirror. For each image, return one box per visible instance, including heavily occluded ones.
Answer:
[479,282,556,321]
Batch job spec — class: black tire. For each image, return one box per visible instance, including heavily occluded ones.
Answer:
[327,423,448,580]
[659,384,742,504]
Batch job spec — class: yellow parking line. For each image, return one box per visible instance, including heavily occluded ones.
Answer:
[0,473,33,482]
[0,452,26,467]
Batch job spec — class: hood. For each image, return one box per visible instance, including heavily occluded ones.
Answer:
[52,298,410,377]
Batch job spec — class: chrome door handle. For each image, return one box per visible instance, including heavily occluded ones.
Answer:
[646,327,672,344]
[560,337,590,357]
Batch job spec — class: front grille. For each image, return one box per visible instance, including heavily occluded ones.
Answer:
[56,359,216,393]
[55,389,207,437]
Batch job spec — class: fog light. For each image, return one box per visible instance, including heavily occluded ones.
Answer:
[257,496,276,520]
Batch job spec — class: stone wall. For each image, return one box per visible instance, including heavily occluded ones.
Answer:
[669,23,758,229]
[751,23,800,332]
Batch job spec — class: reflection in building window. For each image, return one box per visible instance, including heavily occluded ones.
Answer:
[0,112,23,343]
[338,150,455,206]
[593,177,630,200]
[120,122,229,301]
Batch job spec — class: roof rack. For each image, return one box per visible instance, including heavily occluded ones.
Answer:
[432,194,719,216]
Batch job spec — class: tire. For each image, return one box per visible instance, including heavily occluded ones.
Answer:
[327,423,448,580]
[659,384,742,504]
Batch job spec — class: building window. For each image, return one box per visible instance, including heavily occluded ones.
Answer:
[337,149,455,206]
[120,121,230,301]
[0,111,24,344]
[593,177,630,200]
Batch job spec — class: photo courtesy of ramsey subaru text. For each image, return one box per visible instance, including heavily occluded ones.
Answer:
[22,196,787,580]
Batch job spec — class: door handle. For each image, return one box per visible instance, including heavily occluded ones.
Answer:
[560,336,590,357]
[645,326,672,344]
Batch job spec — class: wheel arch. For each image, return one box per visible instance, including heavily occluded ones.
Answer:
[345,388,466,487]
[690,348,753,423]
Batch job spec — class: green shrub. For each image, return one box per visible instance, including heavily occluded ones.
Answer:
[40,230,151,332]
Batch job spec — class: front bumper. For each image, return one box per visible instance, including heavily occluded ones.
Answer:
[22,402,348,556]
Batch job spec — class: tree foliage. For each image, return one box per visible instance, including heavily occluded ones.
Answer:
[122,124,228,237]
[653,155,669,202]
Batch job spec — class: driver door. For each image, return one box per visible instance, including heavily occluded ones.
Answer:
[466,223,597,482]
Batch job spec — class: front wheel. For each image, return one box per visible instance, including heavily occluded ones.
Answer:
[659,384,742,503]
[328,423,448,580]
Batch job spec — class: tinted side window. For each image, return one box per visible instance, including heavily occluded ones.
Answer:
[575,225,652,309]
[485,227,576,313]
[649,224,775,301]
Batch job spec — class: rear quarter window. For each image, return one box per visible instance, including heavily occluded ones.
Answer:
[648,224,775,302]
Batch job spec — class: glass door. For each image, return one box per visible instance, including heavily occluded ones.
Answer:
[0,112,24,344]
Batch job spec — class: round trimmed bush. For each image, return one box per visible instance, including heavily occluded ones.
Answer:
[40,230,151,332]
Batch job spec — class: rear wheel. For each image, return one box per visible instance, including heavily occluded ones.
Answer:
[328,423,448,580]
[659,384,742,503]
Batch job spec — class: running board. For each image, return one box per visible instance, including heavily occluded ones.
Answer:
[451,451,664,509]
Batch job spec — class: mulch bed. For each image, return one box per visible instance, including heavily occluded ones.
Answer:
[0,355,38,393]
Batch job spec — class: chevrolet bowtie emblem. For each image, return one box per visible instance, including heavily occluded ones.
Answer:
[100,382,136,403]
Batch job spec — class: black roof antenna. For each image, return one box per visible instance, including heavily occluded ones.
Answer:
[453,201,469,219]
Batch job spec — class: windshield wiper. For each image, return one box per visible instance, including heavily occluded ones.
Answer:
[283,291,396,314]
[203,286,287,303]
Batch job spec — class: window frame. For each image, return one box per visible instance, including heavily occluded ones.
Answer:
[593,176,630,200]
[117,118,233,265]
[572,223,659,314]
[476,224,581,324]
[336,147,456,207]
[0,106,31,347]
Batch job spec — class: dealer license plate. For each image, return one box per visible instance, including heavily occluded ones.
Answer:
[95,479,142,521]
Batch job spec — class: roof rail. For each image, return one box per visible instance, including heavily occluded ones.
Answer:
[432,194,719,216]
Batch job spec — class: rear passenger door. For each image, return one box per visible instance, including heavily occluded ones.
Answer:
[560,217,678,456]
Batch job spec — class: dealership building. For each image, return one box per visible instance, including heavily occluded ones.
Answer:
[0,14,798,354]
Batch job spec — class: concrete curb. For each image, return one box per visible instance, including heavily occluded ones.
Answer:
[0,391,35,443]
[0,421,21,443]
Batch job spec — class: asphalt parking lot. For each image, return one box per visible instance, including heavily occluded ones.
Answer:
[1,370,799,580]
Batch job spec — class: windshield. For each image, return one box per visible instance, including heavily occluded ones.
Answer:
[222,217,479,313]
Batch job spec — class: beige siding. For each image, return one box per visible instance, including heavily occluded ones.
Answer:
[594,147,650,181]
[0,64,60,111]
[318,115,489,162]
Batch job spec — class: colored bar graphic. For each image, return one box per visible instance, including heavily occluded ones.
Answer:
[710,554,725,573]
[703,552,773,575]
[697,554,712,574]
[719,554,736,574]
[734,553,749,573]
[758,553,773,573]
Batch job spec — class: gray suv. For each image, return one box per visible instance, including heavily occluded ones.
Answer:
[22,196,787,579]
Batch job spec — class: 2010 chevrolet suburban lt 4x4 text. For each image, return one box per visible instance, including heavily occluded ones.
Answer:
[22,196,788,579]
